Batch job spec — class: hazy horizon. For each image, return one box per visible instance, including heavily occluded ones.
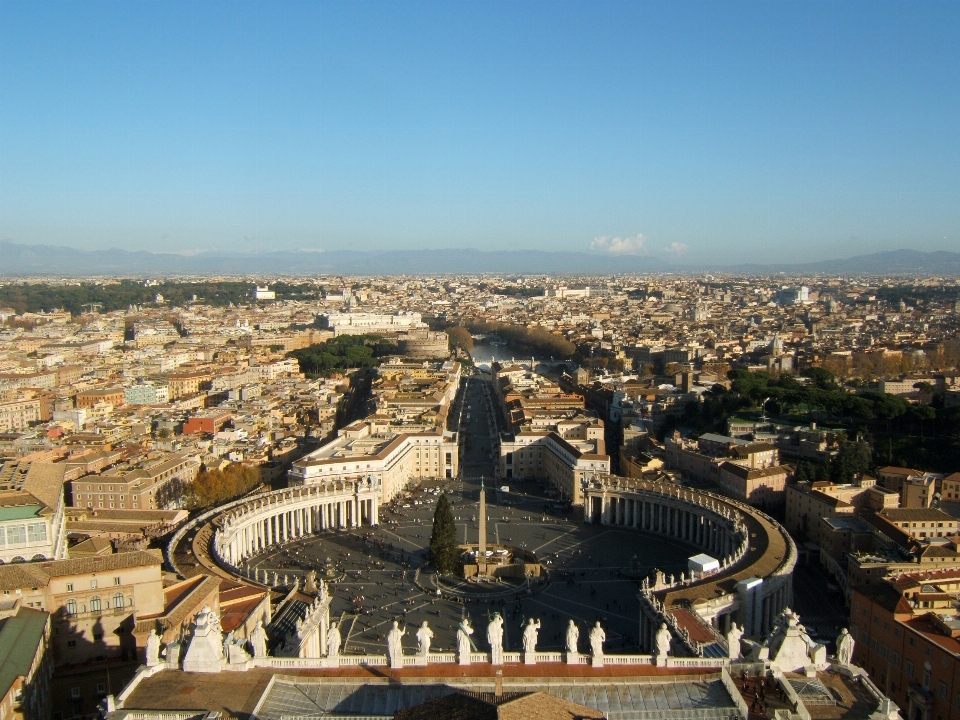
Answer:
[2,1,959,265]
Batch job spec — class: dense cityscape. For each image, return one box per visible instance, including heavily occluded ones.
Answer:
[4,2,960,720]
[0,273,957,720]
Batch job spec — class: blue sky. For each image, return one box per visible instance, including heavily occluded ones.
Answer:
[1,0,958,263]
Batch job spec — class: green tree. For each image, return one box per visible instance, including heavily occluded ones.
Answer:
[829,440,873,484]
[429,494,460,575]
[446,326,474,352]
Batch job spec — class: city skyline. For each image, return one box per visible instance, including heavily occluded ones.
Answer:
[2,1,960,264]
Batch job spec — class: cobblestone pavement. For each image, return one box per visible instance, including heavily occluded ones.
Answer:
[246,477,697,655]
[245,376,697,655]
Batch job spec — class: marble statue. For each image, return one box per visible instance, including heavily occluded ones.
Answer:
[304,570,318,594]
[327,622,341,658]
[522,618,541,654]
[225,636,251,665]
[249,619,268,659]
[417,621,434,656]
[836,628,855,665]
[487,612,505,665]
[223,630,235,660]
[145,627,161,667]
[726,623,743,660]
[457,617,474,663]
[589,621,606,659]
[388,620,405,667]
[209,607,224,638]
[656,622,671,657]
[565,620,579,655]
[182,606,225,673]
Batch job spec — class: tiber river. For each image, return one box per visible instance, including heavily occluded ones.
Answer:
[469,340,568,374]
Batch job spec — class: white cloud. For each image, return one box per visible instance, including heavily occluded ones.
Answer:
[663,242,690,255]
[589,233,648,256]
[296,247,325,253]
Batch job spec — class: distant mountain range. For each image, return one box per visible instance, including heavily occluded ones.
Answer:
[1,241,959,277]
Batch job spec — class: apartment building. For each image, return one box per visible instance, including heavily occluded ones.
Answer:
[289,420,459,502]
[878,466,924,494]
[0,398,41,433]
[123,384,169,405]
[0,601,50,720]
[852,572,960,720]
[0,550,165,665]
[499,428,610,503]
[69,451,201,511]
[319,311,427,336]
[0,461,68,564]
[943,474,960,503]
[74,388,125,409]
[164,370,213,400]
[785,477,898,539]
[876,508,959,540]
[665,432,791,507]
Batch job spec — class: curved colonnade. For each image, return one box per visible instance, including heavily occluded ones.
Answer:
[582,476,796,653]
[210,477,381,575]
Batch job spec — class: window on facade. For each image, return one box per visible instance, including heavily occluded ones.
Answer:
[97,683,106,694]
[6,525,26,545]
[66,583,73,592]
[113,592,123,608]
[114,577,121,585]
[67,640,77,648]
[26,522,46,543]
[939,682,948,699]
[906,660,915,677]
[70,688,81,698]
[892,651,900,666]
[66,599,77,615]
[90,596,101,612]
[90,579,97,589]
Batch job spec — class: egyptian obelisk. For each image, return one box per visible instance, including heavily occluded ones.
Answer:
[478,477,487,575]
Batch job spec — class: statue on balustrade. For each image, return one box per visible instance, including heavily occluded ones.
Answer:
[249,619,269,659]
[836,628,855,665]
[726,622,743,660]
[327,622,341,658]
[146,627,161,667]
[522,618,541,654]
[388,620,405,667]
[589,621,605,659]
[565,620,579,655]
[656,622,672,657]
[487,612,505,665]
[457,617,474,663]
[417,621,434,656]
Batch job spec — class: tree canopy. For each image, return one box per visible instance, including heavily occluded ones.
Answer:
[0,280,318,315]
[429,493,460,575]
[465,320,575,358]
[186,463,262,510]
[287,335,398,377]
